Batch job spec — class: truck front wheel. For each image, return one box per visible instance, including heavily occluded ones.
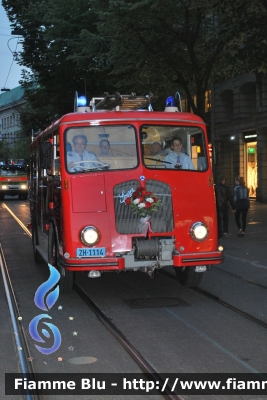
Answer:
[175,267,203,287]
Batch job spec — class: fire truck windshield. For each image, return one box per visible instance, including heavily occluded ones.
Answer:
[0,165,26,175]
[65,124,207,172]
[65,125,138,172]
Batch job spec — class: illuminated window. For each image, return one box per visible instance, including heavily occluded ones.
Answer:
[205,90,211,112]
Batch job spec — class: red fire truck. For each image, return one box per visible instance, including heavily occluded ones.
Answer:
[0,163,28,200]
[29,92,223,293]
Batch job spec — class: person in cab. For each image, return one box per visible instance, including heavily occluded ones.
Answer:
[67,134,100,171]
[163,137,195,169]
[150,142,170,156]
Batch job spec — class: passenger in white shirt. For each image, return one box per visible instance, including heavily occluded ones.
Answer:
[163,137,195,170]
[67,135,101,171]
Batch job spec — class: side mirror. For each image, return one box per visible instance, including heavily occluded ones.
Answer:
[39,142,52,169]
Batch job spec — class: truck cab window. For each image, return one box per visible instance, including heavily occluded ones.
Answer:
[142,125,208,171]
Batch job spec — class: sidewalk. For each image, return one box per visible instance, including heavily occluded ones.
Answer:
[219,199,267,270]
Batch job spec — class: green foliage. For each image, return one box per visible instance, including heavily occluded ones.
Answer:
[3,0,267,125]
[0,140,11,164]
[10,136,31,165]
[88,0,241,116]
[3,0,111,133]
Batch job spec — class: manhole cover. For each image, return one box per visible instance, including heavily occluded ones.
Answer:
[123,297,191,309]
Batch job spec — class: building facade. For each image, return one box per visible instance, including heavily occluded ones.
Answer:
[211,72,267,203]
[0,86,26,149]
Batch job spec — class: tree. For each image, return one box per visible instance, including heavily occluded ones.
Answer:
[69,0,246,118]
[2,0,112,133]
[215,1,267,77]
[10,136,31,165]
[0,140,11,164]
[3,0,267,125]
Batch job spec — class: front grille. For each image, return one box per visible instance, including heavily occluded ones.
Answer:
[114,179,174,234]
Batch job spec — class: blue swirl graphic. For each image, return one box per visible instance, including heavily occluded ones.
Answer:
[34,263,60,311]
[29,314,61,355]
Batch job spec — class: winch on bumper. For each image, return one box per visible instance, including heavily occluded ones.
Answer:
[122,238,175,272]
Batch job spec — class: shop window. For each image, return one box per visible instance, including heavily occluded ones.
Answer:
[246,141,257,197]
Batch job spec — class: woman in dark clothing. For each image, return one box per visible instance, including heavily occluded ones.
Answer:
[233,177,250,237]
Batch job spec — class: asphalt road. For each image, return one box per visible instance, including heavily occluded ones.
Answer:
[0,197,267,400]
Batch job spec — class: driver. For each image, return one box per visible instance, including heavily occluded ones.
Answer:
[67,135,101,171]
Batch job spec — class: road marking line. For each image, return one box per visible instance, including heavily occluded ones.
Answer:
[2,203,32,238]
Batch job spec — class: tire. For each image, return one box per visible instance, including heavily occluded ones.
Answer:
[175,267,203,287]
[0,194,4,201]
[32,224,42,264]
[48,226,74,294]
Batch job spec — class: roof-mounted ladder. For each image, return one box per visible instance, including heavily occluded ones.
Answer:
[90,92,158,111]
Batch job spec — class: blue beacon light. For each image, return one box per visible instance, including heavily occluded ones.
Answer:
[165,96,177,107]
[164,95,179,112]
[77,96,87,107]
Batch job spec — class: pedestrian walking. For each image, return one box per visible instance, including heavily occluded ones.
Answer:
[233,177,250,237]
[215,175,235,239]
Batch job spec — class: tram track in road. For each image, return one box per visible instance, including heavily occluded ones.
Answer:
[74,281,183,400]
[160,269,267,331]
[0,243,42,400]
[4,198,267,392]
[2,203,182,399]
[4,197,267,336]
[192,286,267,330]
[214,265,267,291]
[4,198,267,337]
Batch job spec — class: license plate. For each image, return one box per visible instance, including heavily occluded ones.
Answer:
[76,247,106,258]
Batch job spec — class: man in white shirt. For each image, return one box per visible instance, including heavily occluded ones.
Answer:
[163,137,195,170]
[67,135,101,171]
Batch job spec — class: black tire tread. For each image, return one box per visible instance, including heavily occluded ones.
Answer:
[175,267,203,287]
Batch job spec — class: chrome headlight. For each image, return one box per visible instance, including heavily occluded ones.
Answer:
[81,226,100,246]
[190,222,208,241]
[20,184,27,190]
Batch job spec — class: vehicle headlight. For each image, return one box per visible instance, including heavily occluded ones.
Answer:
[190,222,208,241]
[81,226,100,246]
[20,184,27,190]
[2,185,8,190]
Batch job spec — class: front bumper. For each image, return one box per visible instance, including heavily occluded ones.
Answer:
[61,250,223,271]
